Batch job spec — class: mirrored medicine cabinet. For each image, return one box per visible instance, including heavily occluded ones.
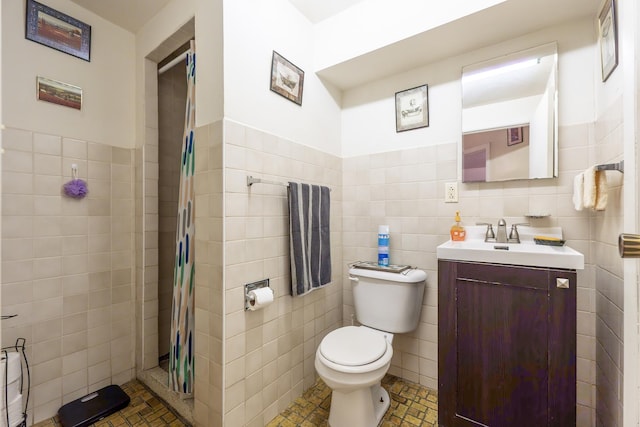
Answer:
[461,43,558,183]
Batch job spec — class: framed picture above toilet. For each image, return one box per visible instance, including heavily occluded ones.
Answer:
[395,84,429,132]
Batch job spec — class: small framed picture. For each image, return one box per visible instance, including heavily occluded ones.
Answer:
[270,51,304,105]
[395,85,429,132]
[598,0,618,82]
[25,0,91,62]
[507,127,523,146]
[37,76,82,110]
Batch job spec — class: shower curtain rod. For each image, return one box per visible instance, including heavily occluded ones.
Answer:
[158,50,191,75]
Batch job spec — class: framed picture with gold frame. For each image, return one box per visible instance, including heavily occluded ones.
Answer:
[37,76,82,110]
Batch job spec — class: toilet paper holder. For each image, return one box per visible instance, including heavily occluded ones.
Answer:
[245,279,270,310]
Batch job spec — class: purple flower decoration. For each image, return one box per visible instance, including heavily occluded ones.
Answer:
[63,179,88,199]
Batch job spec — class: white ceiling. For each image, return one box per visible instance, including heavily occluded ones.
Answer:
[316,0,601,89]
[288,0,367,23]
[70,0,361,33]
[69,0,600,89]
[69,0,172,33]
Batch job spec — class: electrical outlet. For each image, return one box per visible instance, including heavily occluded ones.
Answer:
[445,182,459,203]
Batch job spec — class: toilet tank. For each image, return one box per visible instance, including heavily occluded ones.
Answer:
[349,266,427,333]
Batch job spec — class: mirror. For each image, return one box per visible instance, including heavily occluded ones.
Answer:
[461,43,558,182]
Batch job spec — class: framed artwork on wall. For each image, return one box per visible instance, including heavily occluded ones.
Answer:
[507,127,523,146]
[36,76,82,110]
[25,0,91,61]
[270,51,304,105]
[598,0,618,82]
[395,84,429,132]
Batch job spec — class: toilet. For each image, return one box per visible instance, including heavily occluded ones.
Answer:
[315,266,427,427]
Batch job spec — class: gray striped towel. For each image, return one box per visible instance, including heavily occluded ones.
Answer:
[288,182,331,296]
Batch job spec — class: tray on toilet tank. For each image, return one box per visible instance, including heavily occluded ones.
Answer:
[350,261,412,274]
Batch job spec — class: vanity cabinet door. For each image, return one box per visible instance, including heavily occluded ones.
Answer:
[438,260,576,427]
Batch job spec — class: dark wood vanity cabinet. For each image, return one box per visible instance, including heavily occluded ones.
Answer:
[438,260,576,427]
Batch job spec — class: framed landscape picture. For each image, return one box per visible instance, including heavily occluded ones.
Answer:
[37,76,82,110]
[26,0,91,61]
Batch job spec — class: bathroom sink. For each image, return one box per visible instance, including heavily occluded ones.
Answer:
[437,226,584,270]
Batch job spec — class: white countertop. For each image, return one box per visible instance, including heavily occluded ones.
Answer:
[436,226,585,270]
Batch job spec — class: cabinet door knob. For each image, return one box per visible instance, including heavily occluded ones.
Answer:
[556,278,570,289]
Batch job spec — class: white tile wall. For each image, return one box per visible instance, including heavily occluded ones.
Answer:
[341,120,608,425]
[592,98,625,427]
[3,107,620,427]
[193,120,224,427]
[221,120,343,427]
[1,127,135,424]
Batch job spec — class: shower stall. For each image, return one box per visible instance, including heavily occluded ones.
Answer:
[135,19,196,424]
[157,47,188,373]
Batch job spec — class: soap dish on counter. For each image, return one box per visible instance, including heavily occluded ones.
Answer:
[525,213,551,219]
[534,236,566,247]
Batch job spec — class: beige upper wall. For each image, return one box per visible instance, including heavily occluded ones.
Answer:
[134,0,223,141]
[135,0,342,157]
[340,18,597,158]
[223,0,343,156]
[1,0,135,148]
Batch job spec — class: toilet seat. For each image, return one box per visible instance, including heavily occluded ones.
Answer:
[320,326,387,366]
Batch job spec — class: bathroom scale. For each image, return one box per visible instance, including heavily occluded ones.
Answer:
[57,385,130,427]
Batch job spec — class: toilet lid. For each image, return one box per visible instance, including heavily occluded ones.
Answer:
[320,326,387,366]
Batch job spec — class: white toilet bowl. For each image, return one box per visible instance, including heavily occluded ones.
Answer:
[315,326,394,427]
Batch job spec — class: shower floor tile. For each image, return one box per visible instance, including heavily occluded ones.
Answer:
[32,380,188,427]
[266,374,438,427]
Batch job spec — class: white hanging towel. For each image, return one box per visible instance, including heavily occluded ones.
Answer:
[582,166,597,210]
[594,169,608,211]
[582,166,608,211]
[572,172,584,211]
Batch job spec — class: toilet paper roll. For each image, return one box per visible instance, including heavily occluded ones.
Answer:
[0,353,21,386]
[247,287,274,311]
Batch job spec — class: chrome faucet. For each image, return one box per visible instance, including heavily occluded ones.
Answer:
[476,222,495,241]
[478,219,528,243]
[496,219,508,243]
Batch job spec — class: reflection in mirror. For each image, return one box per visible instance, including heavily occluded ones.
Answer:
[461,43,558,182]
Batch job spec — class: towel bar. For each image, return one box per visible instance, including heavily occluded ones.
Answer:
[246,175,332,190]
[595,160,624,173]
[247,176,288,187]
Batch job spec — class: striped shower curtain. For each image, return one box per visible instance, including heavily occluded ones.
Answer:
[169,41,195,394]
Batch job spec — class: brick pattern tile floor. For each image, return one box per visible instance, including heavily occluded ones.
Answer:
[33,381,188,427]
[266,374,438,427]
[34,374,436,427]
